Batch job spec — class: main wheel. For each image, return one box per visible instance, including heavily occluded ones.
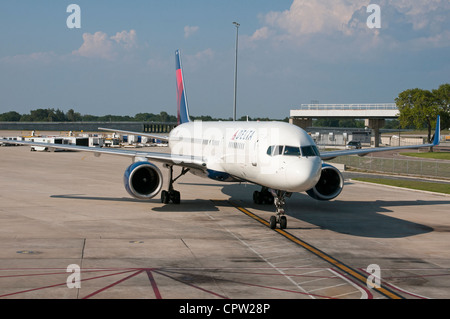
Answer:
[161,190,170,204]
[253,191,263,204]
[269,216,277,229]
[172,190,181,204]
[263,194,274,205]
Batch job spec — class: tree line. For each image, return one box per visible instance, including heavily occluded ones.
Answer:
[0,109,178,123]
[0,108,389,128]
[0,108,289,123]
[1,83,448,137]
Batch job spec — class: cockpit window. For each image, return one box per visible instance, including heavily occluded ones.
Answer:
[267,145,283,156]
[283,146,301,156]
[301,145,320,157]
[267,145,320,157]
[274,145,283,155]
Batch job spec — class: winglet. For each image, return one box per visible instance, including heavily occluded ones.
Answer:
[432,115,441,146]
[175,50,191,125]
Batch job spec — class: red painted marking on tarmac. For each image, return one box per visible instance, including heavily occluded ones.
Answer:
[153,269,229,299]
[358,268,434,299]
[157,268,335,299]
[0,280,68,298]
[0,271,68,279]
[6,266,436,299]
[332,268,374,299]
[146,269,162,299]
[82,269,145,299]
[0,269,138,298]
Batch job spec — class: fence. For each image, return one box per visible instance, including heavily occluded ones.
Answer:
[328,155,450,179]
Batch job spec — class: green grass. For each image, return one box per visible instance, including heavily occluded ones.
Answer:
[353,178,450,195]
[400,152,450,160]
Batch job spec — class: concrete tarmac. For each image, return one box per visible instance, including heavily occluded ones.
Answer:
[0,145,449,299]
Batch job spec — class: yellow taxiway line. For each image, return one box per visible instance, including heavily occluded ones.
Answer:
[229,201,404,300]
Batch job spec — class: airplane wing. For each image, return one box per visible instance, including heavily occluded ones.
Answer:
[319,116,441,160]
[0,138,206,170]
[98,127,169,142]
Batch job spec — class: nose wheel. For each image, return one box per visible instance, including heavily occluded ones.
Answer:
[269,190,291,230]
[269,215,287,230]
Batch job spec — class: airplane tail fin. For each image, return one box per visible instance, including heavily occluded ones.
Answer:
[432,115,441,146]
[175,50,191,125]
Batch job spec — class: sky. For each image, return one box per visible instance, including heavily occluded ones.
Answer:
[0,0,449,119]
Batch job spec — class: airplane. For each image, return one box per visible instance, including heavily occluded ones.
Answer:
[0,50,441,230]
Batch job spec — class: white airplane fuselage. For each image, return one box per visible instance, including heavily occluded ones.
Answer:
[169,120,323,193]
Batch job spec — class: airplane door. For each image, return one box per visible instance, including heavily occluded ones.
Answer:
[250,139,258,166]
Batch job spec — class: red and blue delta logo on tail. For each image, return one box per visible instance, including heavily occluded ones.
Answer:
[175,50,191,125]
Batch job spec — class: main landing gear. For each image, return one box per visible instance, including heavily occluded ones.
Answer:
[253,187,274,205]
[253,187,291,230]
[161,165,189,204]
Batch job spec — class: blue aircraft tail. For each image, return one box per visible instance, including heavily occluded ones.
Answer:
[432,115,441,146]
[175,50,191,125]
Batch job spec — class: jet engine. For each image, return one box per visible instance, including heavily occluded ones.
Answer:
[306,164,344,201]
[123,161,163,200]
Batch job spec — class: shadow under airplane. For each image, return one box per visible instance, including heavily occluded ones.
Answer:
[50,179,449,239]
[220,183,449,239]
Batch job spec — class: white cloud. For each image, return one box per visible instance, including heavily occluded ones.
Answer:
[111,30,137,49]
[264,0,370,36]
[73,31,115,60]
[1,29,139,67]
[184,25,199,38]
[250,27,271,41]
[250,0,450,55]
[72,30,138,60]
[387,0,449,30]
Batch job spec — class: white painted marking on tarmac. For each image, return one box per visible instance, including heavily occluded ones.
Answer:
[223,228,316,299]
[328,268,369,299]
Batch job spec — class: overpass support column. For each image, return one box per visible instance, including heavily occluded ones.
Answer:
[365,119,385,147]
[289,117,312,130]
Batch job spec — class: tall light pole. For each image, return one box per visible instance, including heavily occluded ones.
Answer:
[233,21,240,121]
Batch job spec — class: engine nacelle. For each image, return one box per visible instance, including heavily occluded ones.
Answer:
[123,161,163,200]
[306,164,344,201]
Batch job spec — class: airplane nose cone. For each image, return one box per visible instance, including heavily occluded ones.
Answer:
[285,157,322,192]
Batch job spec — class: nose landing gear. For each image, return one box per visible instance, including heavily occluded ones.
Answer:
[253,187,291,230]
[268,190,291,229]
